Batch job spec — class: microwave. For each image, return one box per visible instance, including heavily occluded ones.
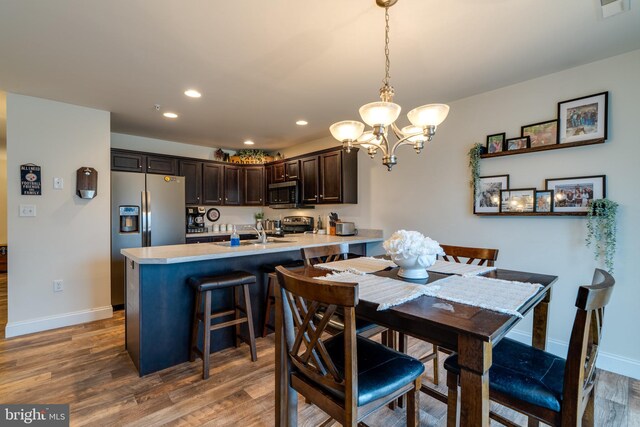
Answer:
[267,181,312,209]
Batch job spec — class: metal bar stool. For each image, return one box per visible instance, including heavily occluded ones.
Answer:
[188,271,257,379]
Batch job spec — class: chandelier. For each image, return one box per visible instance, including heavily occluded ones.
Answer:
[329,0,450,171]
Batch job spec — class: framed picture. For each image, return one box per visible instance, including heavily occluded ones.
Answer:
[474,175,510,214]
[521,120,558,148]
[545,175,606,212]
[535,190,553,213]
[500,188,535,213]
[506,136,530,151]
[486,133,506,154]
[557,92,608,144]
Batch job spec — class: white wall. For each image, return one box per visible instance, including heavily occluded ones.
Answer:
[282,50,640,378]
[0,91,7,243]
[5,94,112,337]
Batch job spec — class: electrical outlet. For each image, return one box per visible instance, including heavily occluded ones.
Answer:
[53,280,63,293]
[53,177,64,189]
[19,204,36,217]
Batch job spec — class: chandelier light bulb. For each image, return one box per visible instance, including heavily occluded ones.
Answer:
[329,121,365,142]
[407,104,450,127]
[359,101,401,127]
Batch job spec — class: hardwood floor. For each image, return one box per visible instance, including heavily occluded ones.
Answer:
[0,274,638,426]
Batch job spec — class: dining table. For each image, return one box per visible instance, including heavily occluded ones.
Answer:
[274,263,558,427]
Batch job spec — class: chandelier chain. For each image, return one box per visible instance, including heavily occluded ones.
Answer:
[383,7,391,87]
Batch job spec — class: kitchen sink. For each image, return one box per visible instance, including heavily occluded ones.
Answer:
[215,238,296,247]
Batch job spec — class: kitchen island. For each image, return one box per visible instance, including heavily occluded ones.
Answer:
[121,232,383,376]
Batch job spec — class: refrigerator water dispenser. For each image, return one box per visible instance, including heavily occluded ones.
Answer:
[119,206,140,233]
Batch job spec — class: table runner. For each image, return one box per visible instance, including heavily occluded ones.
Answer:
[314,257,397,274]
[424,275,542,317]
[426,260,497,276]
[321,271,541,317]
[319,271,431,310]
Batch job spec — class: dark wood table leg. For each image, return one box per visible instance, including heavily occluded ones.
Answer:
[275,279,297,426]
[457,335,492,427]
[532,288,551,350]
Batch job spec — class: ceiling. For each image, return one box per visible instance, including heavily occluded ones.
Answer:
[0,1,638,151]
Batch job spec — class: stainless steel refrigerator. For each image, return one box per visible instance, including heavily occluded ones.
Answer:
[111,171,186,306]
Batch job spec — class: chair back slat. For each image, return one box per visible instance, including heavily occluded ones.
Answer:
[276,266,359,401]
[301,244,350,267]
[439,244,499,267]
[562,268,615,424]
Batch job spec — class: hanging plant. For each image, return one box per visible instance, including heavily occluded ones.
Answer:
[468,143,484,196]
[236,149,267,164]
[586,198,618,273]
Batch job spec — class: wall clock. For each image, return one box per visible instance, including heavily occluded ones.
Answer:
[206,208,220,222]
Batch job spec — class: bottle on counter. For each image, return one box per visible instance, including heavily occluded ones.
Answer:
[230,226,240,247]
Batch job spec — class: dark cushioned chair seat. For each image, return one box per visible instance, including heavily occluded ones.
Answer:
[444,338,566,412]
[314,334,425,406]
[188,271,256,292]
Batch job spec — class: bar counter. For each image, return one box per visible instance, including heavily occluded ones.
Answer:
[121,232,383,375]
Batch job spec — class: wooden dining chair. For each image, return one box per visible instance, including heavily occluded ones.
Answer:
[406,244,500,391]
[444,268,615,427]
[275,266,424,427]
[301,245,387,340]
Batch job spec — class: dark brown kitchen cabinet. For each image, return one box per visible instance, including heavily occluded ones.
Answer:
[300,156,320,203]
[111,151,145,172]
[179,160,203,205]
[285,160,300,180]
[223,165,242,205]
[319,151,342,203]
[186,236,213,244]
[273,162,286,183]
[146,155,177,175]
[202,163,223,205]
[244,166,264,205]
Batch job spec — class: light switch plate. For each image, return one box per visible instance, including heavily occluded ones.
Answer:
[53,177,64,189]
[19,204,36,217]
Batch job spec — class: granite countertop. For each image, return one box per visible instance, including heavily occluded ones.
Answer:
[122,231,383,265]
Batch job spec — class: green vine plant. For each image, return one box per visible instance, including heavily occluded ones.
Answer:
[586,198,618,274]
[468,143,484,196]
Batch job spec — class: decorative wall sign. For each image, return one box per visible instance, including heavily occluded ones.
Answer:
[20,164,42,195]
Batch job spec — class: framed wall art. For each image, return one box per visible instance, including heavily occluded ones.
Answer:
[545,175,606,213]
[474,175,509,214]
[500,188,535,213]
[486,133,506,154]
[506,136,530,151]
[521,120,558,148]
[557,92,608,144]
[535,190,553,213]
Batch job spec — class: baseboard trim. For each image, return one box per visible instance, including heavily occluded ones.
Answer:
[4,306,114,338]
[507,330,640,380]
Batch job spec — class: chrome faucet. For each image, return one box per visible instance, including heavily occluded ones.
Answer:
[249,223,268,244]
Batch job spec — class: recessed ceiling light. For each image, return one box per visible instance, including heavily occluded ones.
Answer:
[184,89,202,98]
[163,112,178,118]
[296,120,308,126]
[244,140,255,145]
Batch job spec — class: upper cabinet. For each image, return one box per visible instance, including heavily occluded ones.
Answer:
[299,149,358,204]
[244,166,264,205]
[146,155,177,175]
[112,146,357,207]
[202,163,223,205]
[300,156,320,204]
[179,160,203,205]
[111,151,145,173]
[285,160,300,180]
[223,165,242,205]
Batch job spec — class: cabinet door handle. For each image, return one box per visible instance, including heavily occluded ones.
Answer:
[320,195,323,198]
